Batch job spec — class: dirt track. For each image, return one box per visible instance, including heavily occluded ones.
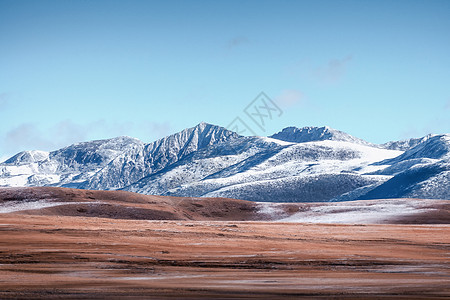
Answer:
[0,213,449,299]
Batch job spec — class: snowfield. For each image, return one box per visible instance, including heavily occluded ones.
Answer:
[276,199,431,224]
[0,200,87,213]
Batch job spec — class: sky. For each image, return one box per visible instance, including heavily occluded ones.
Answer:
[1,0,449,161]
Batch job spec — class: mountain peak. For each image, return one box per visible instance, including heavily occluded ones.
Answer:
[3,150,49,165]
[82,122,242,190]
[168,122,241,154]
[381,134,434,151]
[269,126,370,145]
[192,122,234,134]
[195,121,209,129]
[385,134,450,162]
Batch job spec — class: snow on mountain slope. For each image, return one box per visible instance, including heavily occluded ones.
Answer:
[199,174,385,203]
[0,123,239,190]
[82,122,240,190]
[3,150,49,165]
[270,126,373,146]
[371,134,449,176]
[125,136,287,195]
[347,136,450,201]
[378,134,450,164]
[0,136,143,188]
[357,162,450,200]
[141,141,401,202]
[1,123,448,202]
[270,126,436,152]
[381,135,432,151]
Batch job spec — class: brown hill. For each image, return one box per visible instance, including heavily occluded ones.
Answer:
[1,187,449,224]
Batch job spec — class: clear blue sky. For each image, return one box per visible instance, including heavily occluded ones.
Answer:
[1,0,449,160]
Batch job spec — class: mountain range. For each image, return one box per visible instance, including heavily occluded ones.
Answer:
[1,122,449,202]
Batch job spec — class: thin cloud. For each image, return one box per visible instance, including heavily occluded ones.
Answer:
[53,120,89,145]
[89,120,134,138]
[275,89,305,108]
[4,123,52,152]
[444,98,450,110]
[399,127,422,140]
[227,36,249,49]
[143,121,172,139]
[3,121,88,153]
[314,55,353,84]
[0,93,10,111]
[2,119,174,156]
[400,116,450,140]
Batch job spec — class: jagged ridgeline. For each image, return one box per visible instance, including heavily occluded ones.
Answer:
[1,122,449,202]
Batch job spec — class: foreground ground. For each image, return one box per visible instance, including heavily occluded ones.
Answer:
[0,213,449,299]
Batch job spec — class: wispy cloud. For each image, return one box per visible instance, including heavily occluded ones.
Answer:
[143,121,172,139]
[226,36,249,49]
[444,98,450,110]
[399,127,422,140]
[2,120,173,156]
[275,89,305,108]
[400,116,450,140]
[3,121,91,154]
[313,55,353,84]
[0,93,10,111]
[4,123,51,152]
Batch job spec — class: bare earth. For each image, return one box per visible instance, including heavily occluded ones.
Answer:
[0,187,449,299]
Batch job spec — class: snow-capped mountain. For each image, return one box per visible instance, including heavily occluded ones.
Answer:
[80,122,240,190]
[269,126,372,146]
[135,139,399,202]
[1,123,449,202]
[349,134,450,200]
[0,136,143,187]
[380,135,433,151]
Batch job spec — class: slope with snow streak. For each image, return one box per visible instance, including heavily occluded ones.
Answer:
[269,126,373,146]
[82,122,240,190]
[159,141,401,202]
[0,123,239,191]
[0,137,143,188]
[125,136,288,195]
[274,199,449,224]
[349,135,450,201]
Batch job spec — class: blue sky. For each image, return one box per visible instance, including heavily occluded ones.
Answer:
[1,0,449,160]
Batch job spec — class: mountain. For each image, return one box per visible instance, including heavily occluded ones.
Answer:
[81,122,240,190]
[0,123,240,190]
[380,135,433,151]
[269,126,372,145]
[151,140,400,202]
[349,134,450,200]
[3,150,49,165]
[379,134,450,163]
[1,123,449,202]
[0,136,143,187]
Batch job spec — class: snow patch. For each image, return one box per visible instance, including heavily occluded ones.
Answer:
[0,200,87,213]
[278,200,430,224]
[257,202,288,219]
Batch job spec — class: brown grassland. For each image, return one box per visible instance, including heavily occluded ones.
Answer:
[0,187,449,299]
